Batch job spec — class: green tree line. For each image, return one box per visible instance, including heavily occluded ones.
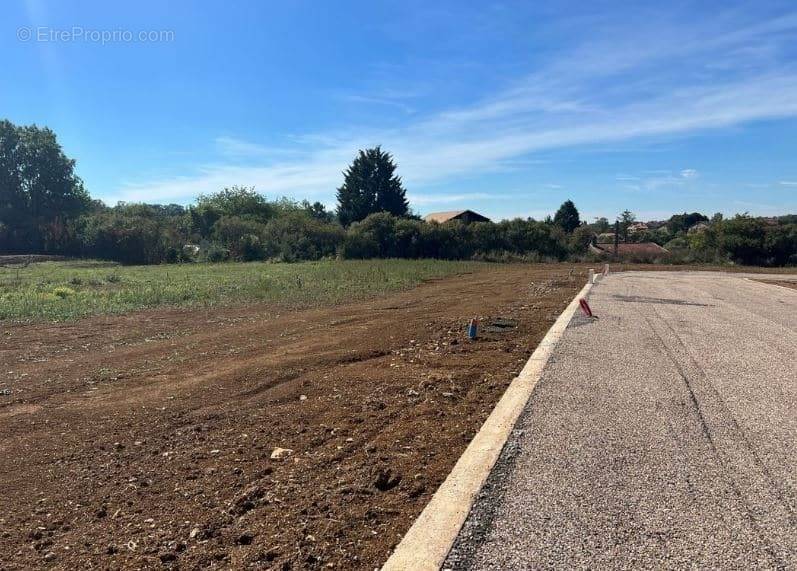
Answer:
[1,119,795,266]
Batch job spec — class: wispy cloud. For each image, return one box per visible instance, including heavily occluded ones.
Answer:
[112,8,797,206]
[620,168,703,192]
[337,94,416,114]
[407,192,499,205]
[778,180,797,186]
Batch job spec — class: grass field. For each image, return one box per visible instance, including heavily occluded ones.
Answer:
[0,259,485,322]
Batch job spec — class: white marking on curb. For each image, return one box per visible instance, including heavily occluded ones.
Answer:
[588,268,595,284]
[381,278,595,571]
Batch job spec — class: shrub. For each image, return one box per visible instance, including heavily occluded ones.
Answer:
[262,213,344,261]
[52,286,76,299]
[203,244,230,263]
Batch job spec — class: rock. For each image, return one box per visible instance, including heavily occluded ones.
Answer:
[189,527,202,540]
[407,389,419,396]
[270,447,293,460]
[299,394,308,401]
[43,552,56,561]
[442,392,454,397]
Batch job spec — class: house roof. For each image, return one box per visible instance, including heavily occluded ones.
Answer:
[423,210,490,223]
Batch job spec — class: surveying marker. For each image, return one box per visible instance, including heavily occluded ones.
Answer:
[579,298,597,319]
[467,318,479,340]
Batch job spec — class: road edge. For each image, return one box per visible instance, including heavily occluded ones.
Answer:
[381,278,594,571]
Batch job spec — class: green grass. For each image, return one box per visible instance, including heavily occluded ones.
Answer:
[0,259,486,322]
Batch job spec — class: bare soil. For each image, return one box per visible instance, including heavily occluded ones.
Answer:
[0,264,583,570]
[756,279,797,290]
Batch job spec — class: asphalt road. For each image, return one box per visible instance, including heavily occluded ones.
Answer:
[446,272,797,570]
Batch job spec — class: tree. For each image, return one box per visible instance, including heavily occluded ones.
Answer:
[618,209,636,242]
[592,217,610,233]
[336,146,408,226]
[553,200,581,233]
[667,211,708,234]
[301,200,335,223]
[0,119,89,251]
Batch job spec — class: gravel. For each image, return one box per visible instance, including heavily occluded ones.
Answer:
[446,271,797,570]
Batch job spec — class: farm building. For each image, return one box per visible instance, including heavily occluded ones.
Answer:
[589,241,670,262]
[423,210,491,224]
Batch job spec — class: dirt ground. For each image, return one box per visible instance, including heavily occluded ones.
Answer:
[0,264,584,570]
[756,279,797,290]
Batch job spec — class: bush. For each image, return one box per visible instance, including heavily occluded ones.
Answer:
[79,211,177,264]
[52,286,76,299]
[262,213,344,261]
[203,244,230,263]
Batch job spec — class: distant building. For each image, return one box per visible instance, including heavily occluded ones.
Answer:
[423,210,491,224]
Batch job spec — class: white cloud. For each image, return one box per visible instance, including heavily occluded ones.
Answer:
[778,180,797,186]
[110,10,797,205]
[407,192,498,206]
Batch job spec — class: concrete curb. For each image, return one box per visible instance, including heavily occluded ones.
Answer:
[381,278,595,571]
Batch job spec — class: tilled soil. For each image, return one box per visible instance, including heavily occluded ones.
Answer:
[0,264,582,570]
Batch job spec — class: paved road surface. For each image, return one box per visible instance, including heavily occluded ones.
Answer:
[446,272,797,570]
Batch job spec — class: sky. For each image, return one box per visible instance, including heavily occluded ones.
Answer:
[3,1,797,222]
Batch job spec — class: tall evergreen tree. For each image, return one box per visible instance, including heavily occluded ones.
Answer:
[336,146,408,226]
[553,199,581,233]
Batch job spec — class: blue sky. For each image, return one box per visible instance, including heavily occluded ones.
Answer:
[3,1,797,221]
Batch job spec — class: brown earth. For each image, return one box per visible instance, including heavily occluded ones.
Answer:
[0,264,585,570]
[755,279,797,290]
